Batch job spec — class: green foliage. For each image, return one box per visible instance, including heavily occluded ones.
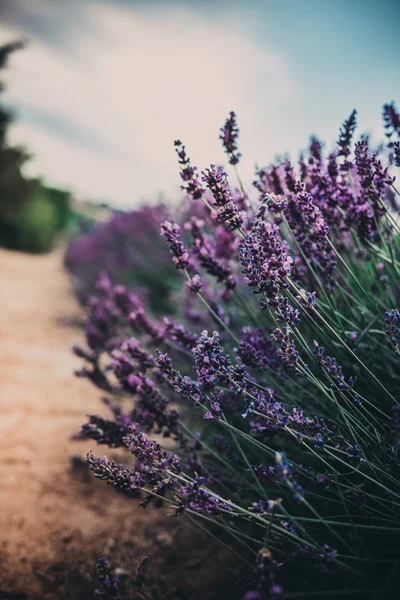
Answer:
[0,39,72,253]
[13,190,58,253]
[43,185,72,231]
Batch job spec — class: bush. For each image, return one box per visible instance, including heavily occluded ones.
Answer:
[64,204,182,314]
[73,106,400,599]
[12,190,58,253]
[0,41,72,254]
[44,185,72,231]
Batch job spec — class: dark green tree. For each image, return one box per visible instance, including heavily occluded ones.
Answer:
[0,40,67,253]
[0,40,35,248]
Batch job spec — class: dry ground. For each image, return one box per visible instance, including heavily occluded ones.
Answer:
[0,248,237,600]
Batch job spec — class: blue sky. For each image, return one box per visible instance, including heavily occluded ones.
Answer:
[0,0,399,207]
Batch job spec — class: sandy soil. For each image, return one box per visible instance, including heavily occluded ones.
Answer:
[0,248,155,598]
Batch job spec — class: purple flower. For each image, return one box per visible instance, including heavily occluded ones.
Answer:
[192,330,247,393]
[313,341,355,391]
[235,327,281,372]
[353,140,390,238]
[179,476,230,515]
[95,556,119,599]
[121,338,155,367]
[161,220,190,270]
[384,308,400,352]
[383,102,400,148]
[161,318,198,349]
[187,273,202,294]
[75,414,129,448]
[186,217,237,294]
[211,434,240,462]
[394,142,400,167]
[202,165,244,230]
[174,140,205,200]
[193,330,230,390]
[129,307,162,342]
[87,451,142,493]
[239,216,293,307]
[127,423,182,474]
[290,543,337,573]
[275,452,304,503]
[337,109,357,171]
[289,182,336,285]
[156,351,201,401]
[219,110,241,165]
[283,160,297,193]
[203,391,224,420]
[253,548,283,600]
[271,326,302,375]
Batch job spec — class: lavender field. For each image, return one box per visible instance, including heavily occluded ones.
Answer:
[1,1,400,599]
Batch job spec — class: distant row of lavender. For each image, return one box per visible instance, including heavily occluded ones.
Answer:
[74,104,400,600]
[64,204,181,314]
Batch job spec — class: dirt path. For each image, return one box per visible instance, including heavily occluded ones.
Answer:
[0,248,140,598]
[0,248,237,600]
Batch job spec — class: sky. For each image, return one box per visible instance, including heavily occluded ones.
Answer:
[0,0,399,208]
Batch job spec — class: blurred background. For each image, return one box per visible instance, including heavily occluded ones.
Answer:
[0,0,399,239]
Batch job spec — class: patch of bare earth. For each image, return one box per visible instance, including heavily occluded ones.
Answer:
[0,248,238,600]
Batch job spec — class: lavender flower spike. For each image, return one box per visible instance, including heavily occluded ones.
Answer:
[313,341,355,390]
[384,308,400,354]
[174,140,205,200]
[95,556,119,599]
[161,220,190,270]
[202,165,244,230]
[219,110,242,165]
[337,109,357,170]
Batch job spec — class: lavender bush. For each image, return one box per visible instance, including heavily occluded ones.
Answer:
[73,105,400,598]
[64,204,181,314]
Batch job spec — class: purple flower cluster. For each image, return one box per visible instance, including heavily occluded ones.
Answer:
[271,326,301,374]
[337,109,357,171]
[95,556,119,599]
[64,204,178,314]
[87,451,142,493]
[239,216,293,307]
[203,390,224,420]
[161,220,190,270]
[235,327,281,372]
[127,423,182,474]
[286,182,336,286]
[245,387,328,450]
[179,476,230,515]
[244,548,282,600]
[275,452,304,503]
[161,317,198,350]
[75,413,129,448]
[174,139,205,200]
[185,217,237,297]
[73,105,400,599]
[186,273,202,294]
[192,330,231,390]
[313,341,355,391]
[219,110,242,165]
[156,351,201,401]
[384,308,400,352]
[202,165,244,230]
[383,102,400,149]
[193,330,247,394]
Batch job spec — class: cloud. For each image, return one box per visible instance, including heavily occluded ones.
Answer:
[0,1,301,207]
